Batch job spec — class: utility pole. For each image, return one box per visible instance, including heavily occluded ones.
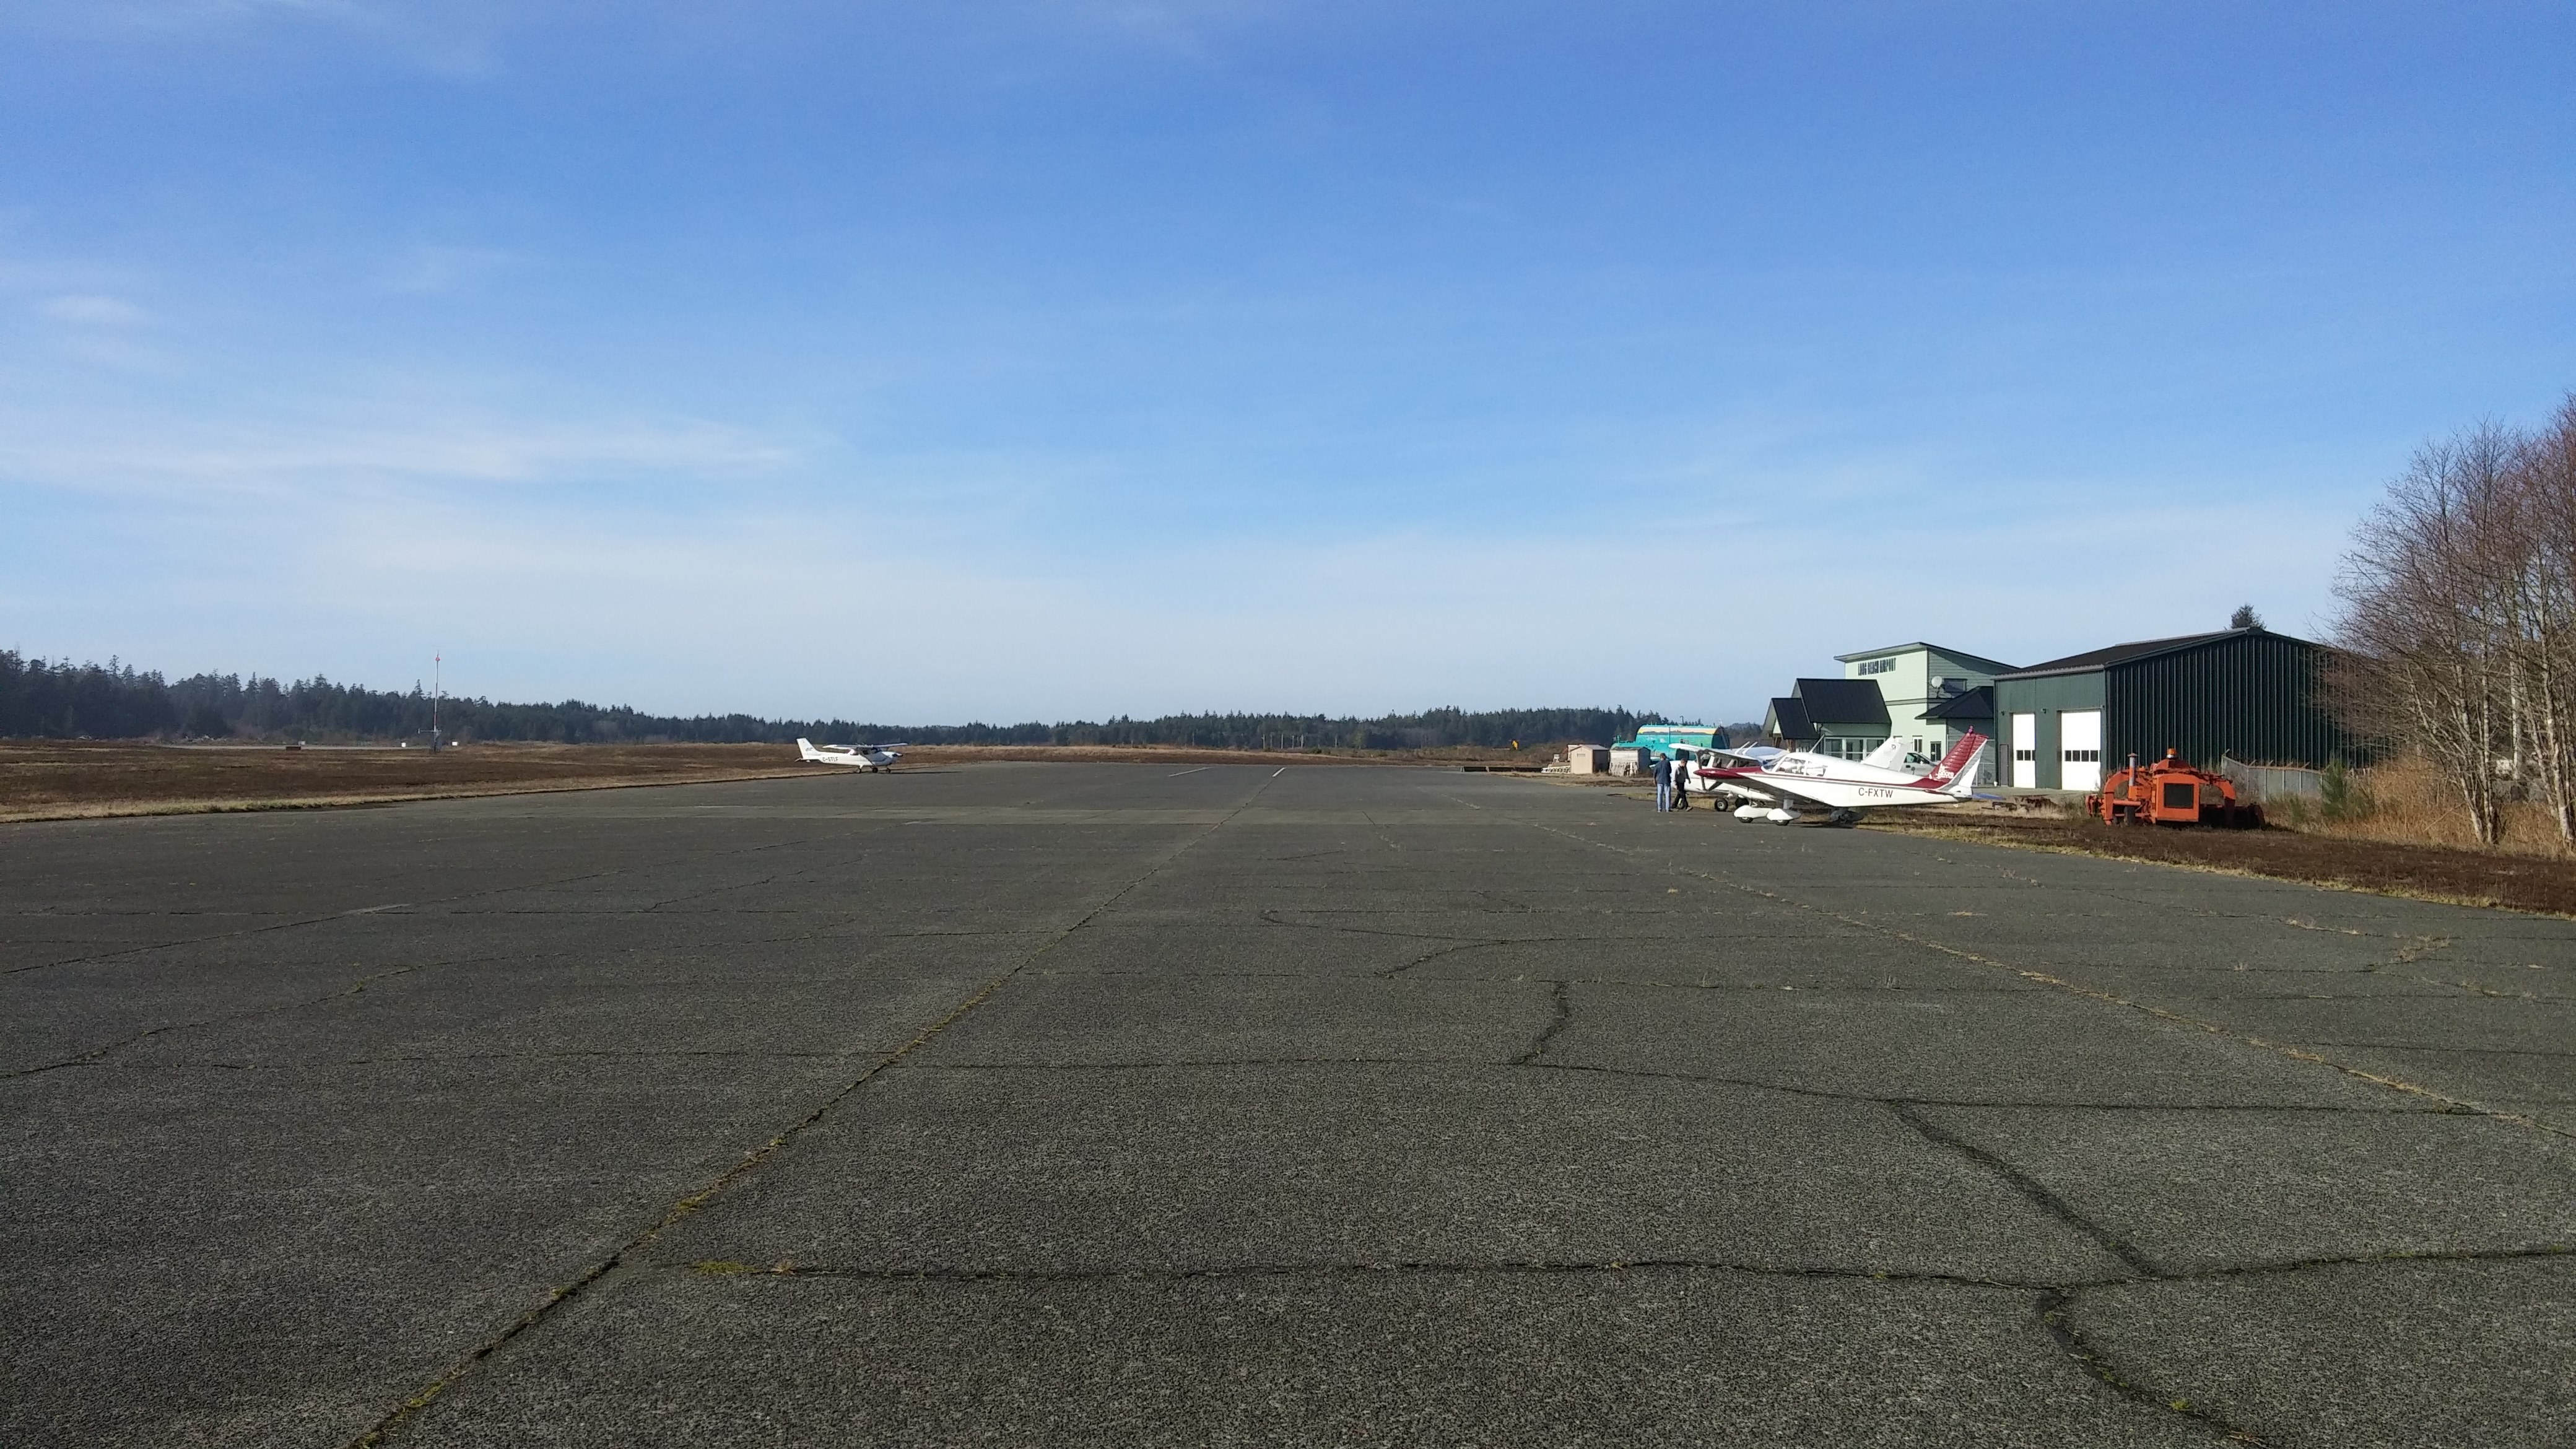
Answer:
[432,653,442,750]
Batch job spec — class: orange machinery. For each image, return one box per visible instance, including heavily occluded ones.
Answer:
[2087,748,2265,828]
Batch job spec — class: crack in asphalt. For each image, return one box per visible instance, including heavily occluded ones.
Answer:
[651,1241,2571,1294]
[905,1056,1505,1072]
[74,1048,883,1071]
[1377,938,1516,978]
[2285,1040,2574,1058]
[1440,786,2576,1426]
[667,1257,2074,1291]
[1520,1059,2468,1113]
[638,872,786,912]
[1512,981,1573,1065]
[2036,1289,2263,1442]
[0,962,427,1079]
[2,827,864,977]
[1253,908,1580,943]
[1870,853,2565,1004]
[1887,1102,2158,1275]
[341,770,1286,1448]
[1538,830,2576,1143]
[1469,974,2035,993]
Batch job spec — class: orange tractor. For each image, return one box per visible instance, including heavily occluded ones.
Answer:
[2087,749,2265,828]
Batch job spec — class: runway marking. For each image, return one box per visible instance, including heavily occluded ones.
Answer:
[1273,767,1286,777]
[1168,767,1209,776]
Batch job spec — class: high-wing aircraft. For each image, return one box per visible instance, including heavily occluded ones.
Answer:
[1686,732,1988,825]
[798,738,903,772]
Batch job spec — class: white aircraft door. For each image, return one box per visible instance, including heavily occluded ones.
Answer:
[2061,710,2103,791]
[2010,713,2037,788]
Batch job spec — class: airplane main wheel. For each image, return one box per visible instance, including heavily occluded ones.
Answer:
[1829,809,1860,827]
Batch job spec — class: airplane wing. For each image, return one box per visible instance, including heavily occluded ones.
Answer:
[1704,746,1783,764]
[1738,775,1839,809]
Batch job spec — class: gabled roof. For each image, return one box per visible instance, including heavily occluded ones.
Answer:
[1790,677,1890,726]
[1998,626,2311,679]
[1833,642,2020,674]
[1764,696,1814,741]
[1925,684,1995,721]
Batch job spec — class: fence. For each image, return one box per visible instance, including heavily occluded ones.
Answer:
[2220,754,2324,803]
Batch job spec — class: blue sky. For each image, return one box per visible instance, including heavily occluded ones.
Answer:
[3,2,2570,723]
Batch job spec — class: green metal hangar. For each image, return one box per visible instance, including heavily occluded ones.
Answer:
[1993,625,2351,791]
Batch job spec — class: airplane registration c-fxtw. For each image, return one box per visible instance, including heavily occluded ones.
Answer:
[1686,731,1990,826]
[797,738,903,772]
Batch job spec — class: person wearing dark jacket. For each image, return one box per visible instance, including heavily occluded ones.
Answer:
[1651,754,1673,811]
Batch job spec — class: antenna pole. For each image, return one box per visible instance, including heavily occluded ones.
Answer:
[433,653,442,750]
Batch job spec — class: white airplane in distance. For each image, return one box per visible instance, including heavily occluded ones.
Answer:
[1686,732,1990,825]
[798,738,903,772]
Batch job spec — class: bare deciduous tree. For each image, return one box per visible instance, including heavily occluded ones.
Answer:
[2333,398,2576,846]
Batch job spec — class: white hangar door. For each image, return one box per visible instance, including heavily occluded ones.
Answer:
[2061,710,2104,791]
[2011,713,2037,789]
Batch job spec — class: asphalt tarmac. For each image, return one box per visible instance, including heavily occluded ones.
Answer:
[5,763,2570,1447]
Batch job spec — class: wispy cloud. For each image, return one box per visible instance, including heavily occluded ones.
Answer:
[43,0,507,79]
[1063,0,1283,58]
[0,412,805,497]
[38,294,153,326]
[0,448,2347,723]
[68,0,387,39]
[375,243,523,296]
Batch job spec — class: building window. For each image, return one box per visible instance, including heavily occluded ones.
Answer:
[2063,749,2100,763]
[2013,749,2035,762]
[1858,658,1894,676]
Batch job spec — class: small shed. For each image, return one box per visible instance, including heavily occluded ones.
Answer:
[1608,746,1647,776]
[1992,625,2352,791]
[1564,745,1608,775]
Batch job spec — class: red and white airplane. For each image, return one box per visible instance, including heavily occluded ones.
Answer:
[1686,732,1989,825]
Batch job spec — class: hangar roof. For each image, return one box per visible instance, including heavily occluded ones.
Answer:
[1790,677,1890,726]
[1833,641,2019,673]
[1998,627,2311,680]
[1925,685,1995,721]
[1765,697,1812,740]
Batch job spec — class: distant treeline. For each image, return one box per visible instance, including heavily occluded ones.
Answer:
[0,652,1673,751]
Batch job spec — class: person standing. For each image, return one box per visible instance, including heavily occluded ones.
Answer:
[1652,752,1672,812]
[1670,749,1692,809]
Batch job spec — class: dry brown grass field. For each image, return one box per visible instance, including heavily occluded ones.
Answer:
[0,741,839,822]
[1870,754,2576,915]
[0,739,1535,823]
[2289,756,2576,858]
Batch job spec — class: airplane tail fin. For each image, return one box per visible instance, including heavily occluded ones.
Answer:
[1930,733,1988,796]
[1861,737,1910,770]
[797,738,820,761]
